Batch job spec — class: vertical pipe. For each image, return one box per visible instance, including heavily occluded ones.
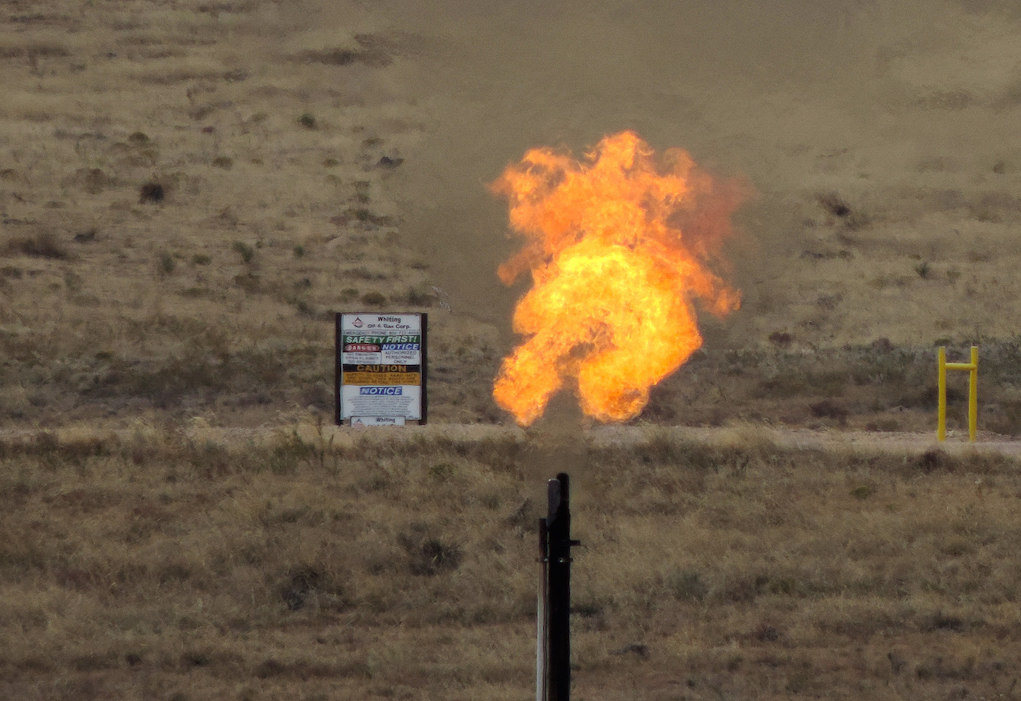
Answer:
[547,474,571,701]
[937,346,947,441]
[968,345,978,442]
[536,518,549,701]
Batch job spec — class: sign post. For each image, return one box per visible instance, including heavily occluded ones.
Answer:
[335,312,427,426]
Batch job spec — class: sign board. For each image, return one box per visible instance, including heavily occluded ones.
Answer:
[335,312,427,426]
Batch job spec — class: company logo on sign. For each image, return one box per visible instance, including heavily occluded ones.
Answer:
[353,317,364,328]
[359,386,403,396]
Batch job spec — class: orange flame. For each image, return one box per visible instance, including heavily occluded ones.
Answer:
[491,131,744,426]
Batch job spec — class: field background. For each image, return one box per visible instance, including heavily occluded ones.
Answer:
[2,0,1021,699]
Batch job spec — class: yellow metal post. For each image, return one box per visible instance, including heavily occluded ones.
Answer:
[968,345,978,442]
[938,345,978,442]
[937,347,946,441]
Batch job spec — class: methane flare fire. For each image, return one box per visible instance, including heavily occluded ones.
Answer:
[491,130,744,426]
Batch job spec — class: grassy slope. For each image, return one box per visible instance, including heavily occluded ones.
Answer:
[2,1,1021,699]
[2,0,1021,433]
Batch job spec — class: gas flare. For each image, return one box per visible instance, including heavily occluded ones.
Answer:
[491,130,744,426]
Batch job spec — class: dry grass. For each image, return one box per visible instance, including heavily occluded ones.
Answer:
[0,0,470,429]
[0,424,1019,699]
[4,1,1021,699]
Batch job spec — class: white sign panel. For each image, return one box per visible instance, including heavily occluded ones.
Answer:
[336,313,426,425]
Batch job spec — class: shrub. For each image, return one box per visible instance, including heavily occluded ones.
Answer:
[810,399,849,422]
[156,251,175,276]
[667,569,708,601]
[139,182,164,203]
[404,286,433,307]
[768,331,793,348]
[398,528,462,576]
[5,232,68,259]
[360,291,387,306]
[232,241,255,264]
[817,192,851,217]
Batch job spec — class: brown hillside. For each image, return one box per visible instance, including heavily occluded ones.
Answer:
[1,2,1021,699]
